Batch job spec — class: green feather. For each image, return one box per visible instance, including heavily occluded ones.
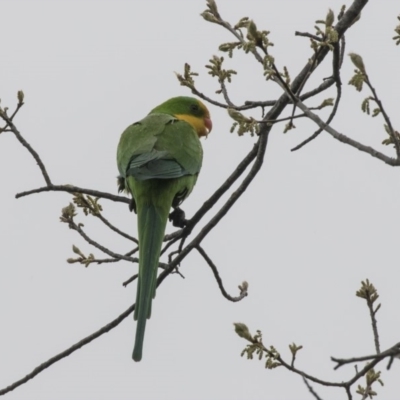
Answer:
[128,176,196,361]
[116,97,205,361]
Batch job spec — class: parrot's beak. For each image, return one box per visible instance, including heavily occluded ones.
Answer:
[204,117,213,134]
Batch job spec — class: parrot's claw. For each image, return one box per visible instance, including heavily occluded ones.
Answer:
[169,207,187,228]
[129,199,137,213]
[117,176,126,193]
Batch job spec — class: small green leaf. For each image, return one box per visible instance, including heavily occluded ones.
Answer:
[17,90,24,104]
[349,53,366,74]
[233,323,253,342]
[325,9,334,28]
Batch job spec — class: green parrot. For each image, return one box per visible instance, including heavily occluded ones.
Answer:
[117,96,212,361]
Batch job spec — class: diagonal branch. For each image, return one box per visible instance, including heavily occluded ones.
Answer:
[67,218,138,263]
[159,140,260,257]
[96,213,138,243]
[302,377,324,400]
[0,304,135,396]
[292,97,400,166]
[1,112,52,186]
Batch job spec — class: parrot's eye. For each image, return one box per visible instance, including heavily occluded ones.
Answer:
[190,103,200,112]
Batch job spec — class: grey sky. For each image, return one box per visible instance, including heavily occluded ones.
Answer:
[1,0,399,399]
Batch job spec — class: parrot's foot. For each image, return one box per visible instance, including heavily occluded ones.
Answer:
[117,176,126,193]
[129,198,137,213]
[169,207,187,228]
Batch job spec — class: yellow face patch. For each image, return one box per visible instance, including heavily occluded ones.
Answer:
[174,114,209,137]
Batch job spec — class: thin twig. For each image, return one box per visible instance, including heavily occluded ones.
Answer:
[291,76,342,152]
[196,245,248,302]
[244,77,335,110]
[0,112,52,186]
[16,184,130,204]
[366,294,381,354]
[216,17,264,64]
[295,31,322,41]
[365,77,400,158]
[187,86,236,109]
[290,96,400,166]
[9,102,24,121]
[68,219,138,263]
[123,274,138,287]
[302,377,324,400]
[220,79,236,107]
[268,346,383,390]
[191,74,335,112]
[96,213,138,243]
[74,248,139,267]
[345,386,353,400]
[331,343,400,370]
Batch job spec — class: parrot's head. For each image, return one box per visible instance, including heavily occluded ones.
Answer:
[150,96,212,137]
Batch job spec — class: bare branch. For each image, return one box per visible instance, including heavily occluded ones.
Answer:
[302,377,324,400]
[96,213,138,244]
[366,296,381,355]
[295,31,322,42]
[364,77,400,157]
[290,96,400,166]
[332,343,400,370]
[16,184,130,204]
[0,111,52,186]
[244,78,335,110]
[123,274,138,287]
[0,304,135,396]
[291,83,342,152]
[66,218,138,263]
[196,245,248,302]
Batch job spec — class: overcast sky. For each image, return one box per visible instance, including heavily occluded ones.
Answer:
[1,0,399,399]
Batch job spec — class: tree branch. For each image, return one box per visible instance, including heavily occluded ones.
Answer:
[0,304,135,396]
[0,110,52,186]
[331,343,400,370]
[16,184,130,204]
[196,245,248,302]
[293,97,400,166]
[66,218,138,263]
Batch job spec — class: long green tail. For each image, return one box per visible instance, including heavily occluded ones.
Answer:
[132,202,169,362]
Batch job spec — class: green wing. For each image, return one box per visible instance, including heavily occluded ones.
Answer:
[117,113,203,183]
